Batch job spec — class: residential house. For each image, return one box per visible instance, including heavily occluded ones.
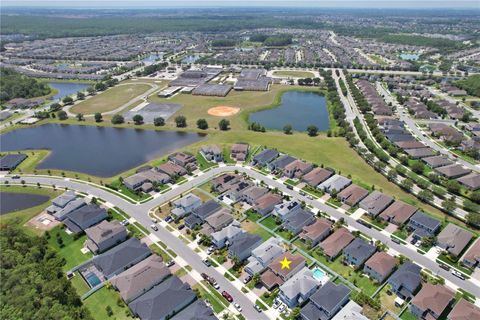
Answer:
[408,211,441,240]
[436,224,473,257]
[52,197,87,221]
[282,208,316,235]
[299,218,333,248]
[228,232,263,261]
[211,173,239,193]
[387,262,422,300]
[359,191,394,217]
[63,204,108,234]
[171,193,202,218]
[319,228,355,260]
[0,153,27,171]
[422,155,453,169]
[93,238,151,279]
[171,300,216,320]
[434,164,471,179]
[224,180,253,202]
[204,208,234,232]
[245,238,284,275]
[128,276,196,320]
[231,143,249,161]
[379,201,418,226]
[462,238,480,268]
[410,284,454,320]
[168,152,197,170]
[157,162,188,178]
[342,238,376,269]
[318,175,352,194]
[404,148,436,159]
[300,282,351,320]
[273,200,301,219]
[123,169,170,191]
[200,145,223,162]
[241,186,269,205]
[447,298,480,320]
[252,148,279,167]
[47,191,77,214]
[283,159,313,179]
[457,173,480,191]
[111,255,171,303]
[85,220,128,254]
[268,154,296,172]
[301,167,334,187]
[331,301,368,320]
[395,141,428,150]
[253,192,283,216]
[211,223,244,248]
[337,185,369,207]
[184,200,221,229]
[363,252,396,283]
[279,267,318,308]
[261,252,305,290]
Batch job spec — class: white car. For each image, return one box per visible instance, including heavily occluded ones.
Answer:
[234,303,242,312]
[278,304,286,312]
[213,282,220,290]
[272,301,280,309]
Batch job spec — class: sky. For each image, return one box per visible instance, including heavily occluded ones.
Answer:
[2,0,479,9]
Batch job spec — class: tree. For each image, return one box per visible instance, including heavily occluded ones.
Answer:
[76,91,85,100]
[442,198,456,213]
[111,114,124,124]
[291,307,301,319]
[153,117,165,126]
[87,86,96,95]
[218,119,230,131]
[196,118,208,130]
[132,114,144,125]
[418,190,434,202]
[76,113,84,121]
[445,180,461,194]
[252,273,261,286]
[401,178,414,191]
[49,102,62,112]
[306,125,318,137]
[95,82,107,91]
[57,110,68,120]
[283,124,292,135]
[175,115,187,128]
[387,169,397,181]
[62,96,74,105]
[94,112,103,122]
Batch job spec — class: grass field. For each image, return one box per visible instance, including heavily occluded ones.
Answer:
[82,286,133,320]
[148,84,319,130]
[47,225,92,271]
[70,83,152,114]
[272,70,315,78]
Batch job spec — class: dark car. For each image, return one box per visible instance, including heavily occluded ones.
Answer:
[178,224,185,230]
[222,291,233,302]
[203,258,211,267]
[201,273,209,280]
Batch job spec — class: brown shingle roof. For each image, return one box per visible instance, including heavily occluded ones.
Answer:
[260,269,284,289]
[395,141,428,149]
[254,193,283,211]
[364,252,396,277]
[301,168,334,187]
[379,200,417,225]
[411,284,454,316]
[269,252,305,279]
[337,184,369,206]
[319,227,354,258]
[299,218,332,242]
[448,298,480,320]
[435,164,471,178]
[457,173,480,190]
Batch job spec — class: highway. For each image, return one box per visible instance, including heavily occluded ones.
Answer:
[3,166,480,301]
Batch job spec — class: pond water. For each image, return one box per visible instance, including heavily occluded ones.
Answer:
[0,124,206,177]
[182,54,201,64]
[48,82,90,101]
[0,192,50,214]
[399,53,420,61]
[142,54,162,63]
[249,91,330,131]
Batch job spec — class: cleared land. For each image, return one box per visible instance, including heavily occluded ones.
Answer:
[148,84,319,130]
[273,70,315,78]
[70,83,152,114]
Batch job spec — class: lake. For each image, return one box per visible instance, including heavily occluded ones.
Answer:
[399,53,420,61]
[0,192,50,214]
[249,91,330,131]
[142,54,162,63]
[182,55,201,64]
[48,82,90,101]
[0,124,206,177]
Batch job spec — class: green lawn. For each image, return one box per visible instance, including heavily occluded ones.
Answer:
[82,286,133,320]
[196,152,216,170]
[376,284,402,315]
[260,288,279,307]
[272,70,315,78]
[193,281,228,314]
[292,238,311,252]
[46,226,92,271]
[260,215,280,230]
[106,179,151,202]
[302,185,324,198]
[71,83,152,114]
[245,210,263,222]
[400,309,417,320]
[437,253,473,276]
[285,179,299,186]
[241,219,272,240]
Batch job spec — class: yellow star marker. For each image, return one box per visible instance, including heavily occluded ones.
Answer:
[280,256,292,270]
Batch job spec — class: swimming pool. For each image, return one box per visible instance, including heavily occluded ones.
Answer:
[85,273,101,287]
[312,267,326,281]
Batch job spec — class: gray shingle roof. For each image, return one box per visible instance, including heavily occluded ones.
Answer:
[304,281,350,319]
[387,262,421,293]
[343,238,376,264]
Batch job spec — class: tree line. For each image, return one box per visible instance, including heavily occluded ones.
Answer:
[0,67,51,103]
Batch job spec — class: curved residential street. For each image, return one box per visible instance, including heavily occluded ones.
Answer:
[2,164,480,303]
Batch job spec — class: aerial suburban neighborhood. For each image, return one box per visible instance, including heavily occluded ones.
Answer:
[1,1,480,320]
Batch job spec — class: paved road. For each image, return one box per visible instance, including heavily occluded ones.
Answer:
[3,168,480,300]
[377,82,480,172]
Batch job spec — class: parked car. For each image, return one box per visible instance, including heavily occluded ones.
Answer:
[203,258,211,267]
[150,224,158,231]
[11,175,20,179]
[212,282,220,290]
[439,264,450,271]
[222,291,233,302]
[278,304,286,312]
[243,275,252,284]
[201,273,209,280]
[254,305,262,313]
[151,218,158,223]
[452,270,465,280]
[178,224,185,230]
[164,216,173,223]
[234,303,242,312]
[165,260,175,267]
[121,219,130,226]
[272,300,281,309]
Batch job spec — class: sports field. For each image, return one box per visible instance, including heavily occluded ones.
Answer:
[272,70,315,78]
[148,84,319,130]
[70,83,152,114]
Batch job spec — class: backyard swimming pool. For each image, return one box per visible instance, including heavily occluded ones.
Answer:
[85,273,101,287]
